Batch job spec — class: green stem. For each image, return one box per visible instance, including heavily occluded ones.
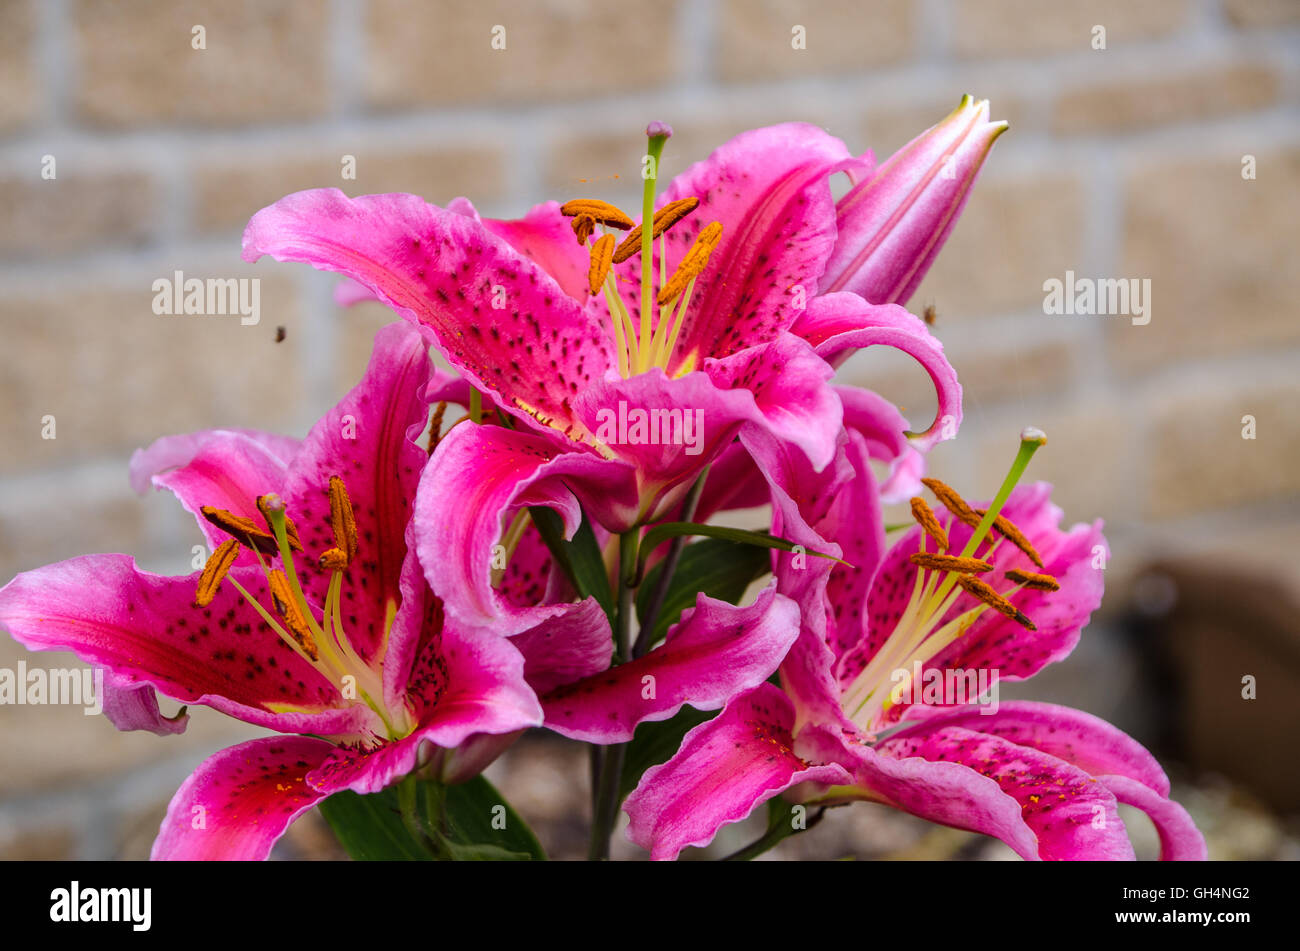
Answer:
[397,776,434,857]
[634,467,709,658]
[613,529,638,664]
[469,388,483,425]
[587,529,640,860]
[721,807,826,861]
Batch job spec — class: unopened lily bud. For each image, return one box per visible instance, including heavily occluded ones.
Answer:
[822,95,1006,307]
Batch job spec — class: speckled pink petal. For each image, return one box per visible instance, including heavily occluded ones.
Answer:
[902,701,1172,795]
[842,483,1106,714]
[701,332,842,472]
[906,485,1106,705]
[242,188,616,439]
[541,587,800,743]
[0,554,367,737]
[279,321,435,665]
[624,684,850,861]
[611,123,863,371]
[318,617,540,797]
[481,200,591,303]
[152,735,333,860]
[872,723,1135,860]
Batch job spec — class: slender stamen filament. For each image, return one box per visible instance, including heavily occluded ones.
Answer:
[840,432,1050,733]
[491,508,532,587]
[198,484,404,738]
[564,127,723,379]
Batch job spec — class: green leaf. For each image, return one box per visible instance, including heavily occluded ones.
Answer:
[529,507,614,621]
[444,774,547,860]
[318,787,432,861]
[635,537,771,648]
[633,522,843,584]
[443,841,533,861]
[320,774,546,861]
[619,706,718,801]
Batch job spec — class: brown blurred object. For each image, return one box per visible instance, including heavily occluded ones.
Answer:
[1126,560,1300,814]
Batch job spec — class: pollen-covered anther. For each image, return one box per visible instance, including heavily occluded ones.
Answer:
[570,213,596,245]
[921,478,982,530]
[267,570,319,659]
[974,508,1045,569]
[909,497,949,550]
[656,220,723,305]
[1005,568,1060,592]
[909,552,993,574]
[956,575,1037,631]
[559,199,634,231]
[427,401,448,455]
[318,547,349,571]
[613,197,702,264]
[201,505,298,556]
[193,539,240,608]
[328,475,359,564]
[588,233,616,294]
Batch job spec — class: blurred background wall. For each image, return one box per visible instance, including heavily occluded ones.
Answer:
[0,0,1297,859]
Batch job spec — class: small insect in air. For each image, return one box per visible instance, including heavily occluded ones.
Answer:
[922,304,936,326]
[274,325,286,343]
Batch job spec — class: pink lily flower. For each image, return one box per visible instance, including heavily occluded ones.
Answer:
[0,322,609,860]
[625,430,1206,861]
[241,117,980,636]
[402,376,807,744]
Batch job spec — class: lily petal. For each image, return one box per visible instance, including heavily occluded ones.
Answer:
[317,618,541,797]
[1096,774,1207,861]
[242,188,616,439]
[482,200,591,303]
[792,293,961,451]
[101,669,190,736]
[414,420,637,633]
[129,427,299,497]
[542,587,800,743]
[624,683,850,860]
[902,701,1172,795]
[837,384,926,502]
[0,554,366,736]
[512,597,613,695]
[280,321,434,664]
[134,430,293,564]
[638,123,864,369]
[152,735,333,860]
[870,723,1135,860]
